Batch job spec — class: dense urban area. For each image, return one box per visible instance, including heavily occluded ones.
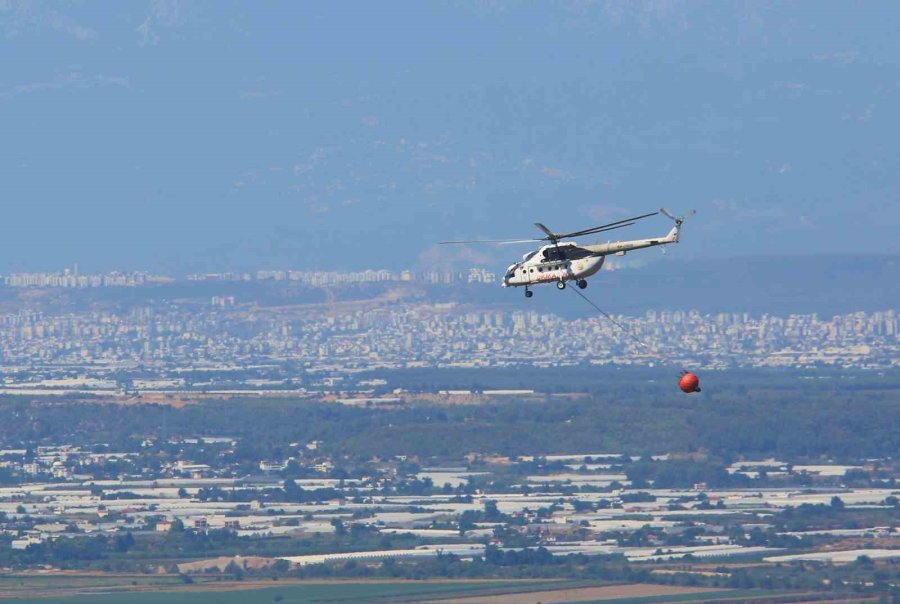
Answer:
[0,268,896,389]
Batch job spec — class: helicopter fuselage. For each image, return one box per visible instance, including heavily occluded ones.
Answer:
[502,245,605,288]
[501,225,679,289]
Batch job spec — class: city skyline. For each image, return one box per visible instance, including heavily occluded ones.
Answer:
[0,299,895,374]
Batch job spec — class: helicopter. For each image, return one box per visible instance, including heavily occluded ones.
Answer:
[441,208,695,297]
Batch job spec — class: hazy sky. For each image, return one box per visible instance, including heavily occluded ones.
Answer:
[2,1,898,273]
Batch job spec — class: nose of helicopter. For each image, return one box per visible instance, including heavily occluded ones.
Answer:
[502,264,518,287]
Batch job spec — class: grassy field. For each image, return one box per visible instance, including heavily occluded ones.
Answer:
[0,573,188,599]
[0,577,575,603]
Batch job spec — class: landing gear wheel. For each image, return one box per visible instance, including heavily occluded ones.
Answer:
[577,279,588,289]
[556,281,566,290]
[525,289,533,298]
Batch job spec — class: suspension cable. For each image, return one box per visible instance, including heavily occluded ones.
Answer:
[569,284,707,394]
[569,286,669,364]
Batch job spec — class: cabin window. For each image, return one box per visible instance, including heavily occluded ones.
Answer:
[568,248,592,260]
[544,246,592,262]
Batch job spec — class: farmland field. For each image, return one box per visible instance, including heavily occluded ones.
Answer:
[430,583,733,603]
[0,578,781,604]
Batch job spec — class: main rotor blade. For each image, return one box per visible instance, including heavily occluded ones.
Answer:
[440,210,660,246]
[533,222,557,240]
[560,211,659,239]
[659,207,677,221]
[439,238,541,245]
[564,222,636,238]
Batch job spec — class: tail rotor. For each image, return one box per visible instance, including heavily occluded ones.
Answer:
[660,207,697,226]
[659,208,696,244]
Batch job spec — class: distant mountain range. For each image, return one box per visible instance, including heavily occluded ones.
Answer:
[4,4,900,272]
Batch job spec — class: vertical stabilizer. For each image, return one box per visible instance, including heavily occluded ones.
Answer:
[667,225,680,243]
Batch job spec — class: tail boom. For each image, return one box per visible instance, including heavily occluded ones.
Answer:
[583,227,679,256]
